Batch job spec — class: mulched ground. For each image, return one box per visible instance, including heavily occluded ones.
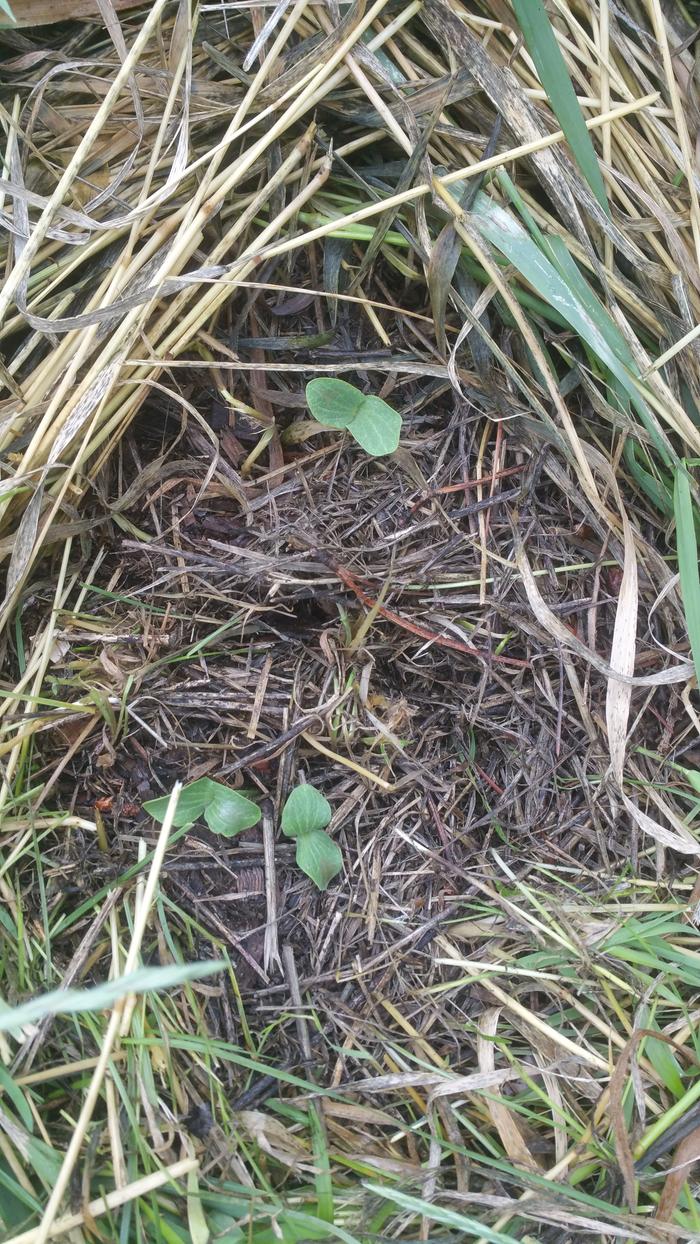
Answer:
[20,266,676,1090]
[6,3,700,1236]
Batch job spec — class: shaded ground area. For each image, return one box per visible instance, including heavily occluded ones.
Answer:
[37,349,662,989]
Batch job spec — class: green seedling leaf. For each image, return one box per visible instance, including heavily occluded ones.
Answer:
[295,830,343,891]
[306,378,401,457]
[512,0,609,213]
[143,777,212,827]
[349,396,402,456]
[306,377,363,428]
[145,778,261,838]
[204,786,261,837]
[281,785,341,890]
[281,784,332,838]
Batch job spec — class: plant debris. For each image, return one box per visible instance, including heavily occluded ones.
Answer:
[2,0,700,1240]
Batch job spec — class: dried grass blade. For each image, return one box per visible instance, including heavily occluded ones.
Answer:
[514,534,693,687]
[348,101,437,293]
[429,118,500,358]
[656,1125,700,1221]
[604,494,637,785]
[0,0,169,329]
[477,1009,541,1171]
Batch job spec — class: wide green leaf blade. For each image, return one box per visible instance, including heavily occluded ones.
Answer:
[674,465,700,681]
[281,785,332,837]
[306,378,364,428]
[471,193,671,458]
[0,961,222,1033]
[296,830,343,890]
[472,195,619,374]
[204,784,261,837]
[644,1029,684,1099]
[349,396,402,457]
[625,440,674,516]
[0,1063,33,1131]
[512,0,609,212]
[543,234,633,364]
[187,1165,211,1244]
[143,777,213,827]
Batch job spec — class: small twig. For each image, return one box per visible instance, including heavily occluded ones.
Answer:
[325,555,529,668]
[282,945,313,1063]
[223,714,323,775]
[301,731,396,791]
[262,799,282,975]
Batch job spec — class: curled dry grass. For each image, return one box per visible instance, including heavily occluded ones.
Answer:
[2,0,700,1240]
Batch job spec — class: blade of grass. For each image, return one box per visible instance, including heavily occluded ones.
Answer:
[512,0,609,212]
[363,1184,522,1242]
[673,464,700,682]
[0,961,222,1034]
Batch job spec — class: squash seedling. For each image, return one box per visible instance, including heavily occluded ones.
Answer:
[143,777,260,836]
[281,784,343,891]
[306,378,401,457]
[144,778,343,890]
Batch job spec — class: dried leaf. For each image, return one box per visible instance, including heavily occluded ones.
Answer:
[428,222,462,359]
[476,1009,541,1171]
[605,489,638,784]
[657,1125,700,1221]
[609,1035,639,1211]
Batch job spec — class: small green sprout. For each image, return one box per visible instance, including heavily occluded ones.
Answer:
[143,777,260,837]
[281,784,343,890]
[144,778,342,890]
[305,378,402,456]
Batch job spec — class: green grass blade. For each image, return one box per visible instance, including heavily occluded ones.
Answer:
[512,0,609,211]
[0,961,221,1032]
[472,195,620,371]
[674,464,700,680]
[309,1104,334,1224]
[471,193,673,470]
[363,1184,521,1242]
